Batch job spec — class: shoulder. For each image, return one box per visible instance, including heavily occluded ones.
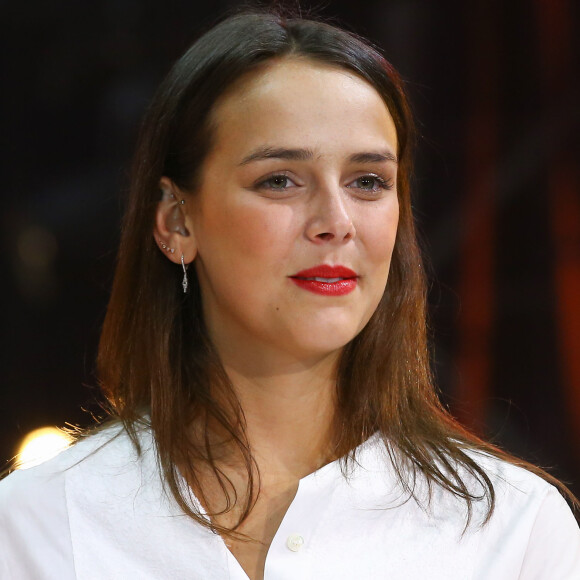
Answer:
[463,449,580,576]
[0,421,138,505]
[0,421,227,578]
[0,422,149,579]
[358,434,562,507]
[351,437,580,576]
[465,447,580,528]
[416,444,577,530]
[460,447,571,515]
[357,436,579,542]
[0,420,160,510]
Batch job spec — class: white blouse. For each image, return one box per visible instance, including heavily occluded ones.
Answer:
[0,423,579,579]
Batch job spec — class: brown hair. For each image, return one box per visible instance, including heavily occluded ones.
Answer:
[98,9,577,535]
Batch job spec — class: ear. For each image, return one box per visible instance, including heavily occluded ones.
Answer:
[153,177,197,264]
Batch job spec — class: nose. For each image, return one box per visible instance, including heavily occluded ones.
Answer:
[305,184,356,244]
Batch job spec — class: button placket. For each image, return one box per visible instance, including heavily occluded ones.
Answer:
[264,465,340,579]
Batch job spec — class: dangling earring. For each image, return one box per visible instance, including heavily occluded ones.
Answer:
[181,254,188,293]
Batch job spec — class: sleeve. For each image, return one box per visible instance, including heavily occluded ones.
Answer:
[0,466,77,580]
[519,487,580,579]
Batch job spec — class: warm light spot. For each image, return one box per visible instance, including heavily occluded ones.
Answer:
[15,427,74,469]
[17,226,58,269]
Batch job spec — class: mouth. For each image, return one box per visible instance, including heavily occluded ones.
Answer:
[289,265,358,296]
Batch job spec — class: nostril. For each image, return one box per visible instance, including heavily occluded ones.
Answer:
[316,232,334,241]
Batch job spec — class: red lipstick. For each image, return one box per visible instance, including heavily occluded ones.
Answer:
[289,265,358,296]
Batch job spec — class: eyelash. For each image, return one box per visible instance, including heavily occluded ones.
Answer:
[349,174,394,194]
[255,173,296,191]
[254,173,394,195]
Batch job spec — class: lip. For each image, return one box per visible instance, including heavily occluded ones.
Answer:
[289,264,358,296]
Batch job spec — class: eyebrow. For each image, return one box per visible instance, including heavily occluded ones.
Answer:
[239,146,398,166]
[348,151,398,164]
[239,147,314,165]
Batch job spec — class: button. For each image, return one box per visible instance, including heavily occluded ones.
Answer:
[286,533,304,552]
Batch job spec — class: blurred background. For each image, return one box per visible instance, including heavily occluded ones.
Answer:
[2,0,579,498]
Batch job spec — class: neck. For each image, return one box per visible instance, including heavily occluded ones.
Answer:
[184,348,341,548]
[226,353,339,481]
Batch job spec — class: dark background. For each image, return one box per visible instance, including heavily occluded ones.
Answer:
[2,0,580,499]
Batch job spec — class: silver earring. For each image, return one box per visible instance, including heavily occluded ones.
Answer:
[181,254,188,293]
[160,186,186,206]
[158,239,175,254]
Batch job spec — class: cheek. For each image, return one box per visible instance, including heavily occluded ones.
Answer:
[238,207,291,257]
[363,199,399,268]
[196,199,299,268]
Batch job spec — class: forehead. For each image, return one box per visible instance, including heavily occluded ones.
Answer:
[207,58,398,160]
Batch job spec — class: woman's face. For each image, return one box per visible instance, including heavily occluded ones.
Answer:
[187,58,399,368]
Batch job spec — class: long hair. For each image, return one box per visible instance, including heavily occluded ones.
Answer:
[97,9,576,535]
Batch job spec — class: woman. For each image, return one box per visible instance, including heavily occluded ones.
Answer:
[1,10,578,580]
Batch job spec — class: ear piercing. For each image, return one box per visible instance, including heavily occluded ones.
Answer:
[158,194,187,291]
[158,239,175,254]
[157,240,189,293]
[161,188,186,206]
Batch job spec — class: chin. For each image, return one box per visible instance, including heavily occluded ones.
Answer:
[285,324,363,360]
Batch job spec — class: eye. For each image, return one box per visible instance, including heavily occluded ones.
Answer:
[255,173,297,192]
[348,174,394,194]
